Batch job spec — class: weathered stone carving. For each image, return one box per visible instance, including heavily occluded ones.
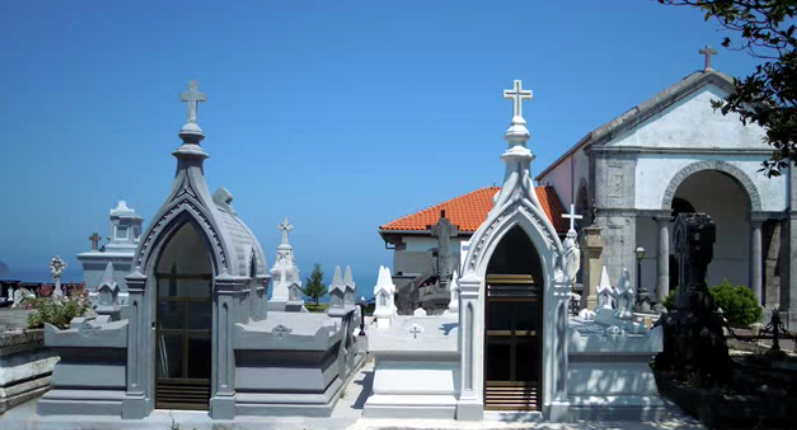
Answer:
[657,213,729,379]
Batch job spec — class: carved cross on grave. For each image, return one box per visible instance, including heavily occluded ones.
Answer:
[273,324,291,339]
[89,232,101,251]
[430,211,459,290]
[562,204,583,232]
[408,324,424,339]
[699,44,718,72]
[179,80,207,124]
[503,80,533,119]
[278,217,293,245]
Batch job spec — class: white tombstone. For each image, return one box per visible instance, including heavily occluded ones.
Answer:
[269,217,302,311]
[413,308,427,317]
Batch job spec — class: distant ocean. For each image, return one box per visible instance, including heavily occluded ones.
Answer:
[5,268,376,302]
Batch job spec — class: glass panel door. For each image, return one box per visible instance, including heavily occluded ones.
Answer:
[155,273,212,410]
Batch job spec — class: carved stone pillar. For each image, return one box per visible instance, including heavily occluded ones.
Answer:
[579,225,603,310]
[655,216,670,304]
[122,268,149,419]
[210,271,245,419]
[456,273,482,421]
[750,218,764,305]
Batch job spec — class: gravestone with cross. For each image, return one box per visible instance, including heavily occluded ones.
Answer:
[407,323,424,340]
[180,80,207,124]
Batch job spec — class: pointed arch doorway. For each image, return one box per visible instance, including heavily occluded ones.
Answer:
[483,226,544,411]
[154,222,213,410]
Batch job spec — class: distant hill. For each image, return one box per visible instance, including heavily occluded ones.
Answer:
[0,259,9,278]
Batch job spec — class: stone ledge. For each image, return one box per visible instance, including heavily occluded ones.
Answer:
[0,330,44,357]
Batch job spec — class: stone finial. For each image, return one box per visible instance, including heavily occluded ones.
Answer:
[596,266,615,310]
[330,265,345,306]
[374,266,397,329]
[213,187,235,214]
[699,44,718,72]
[89,232,101,251]
[278,217,294,246]
[96,262,121,320]
[503,79,533,142]
[178,80,207,143]
[343,265,355,307]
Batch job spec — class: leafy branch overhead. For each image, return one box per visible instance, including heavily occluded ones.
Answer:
[658,0,797,176]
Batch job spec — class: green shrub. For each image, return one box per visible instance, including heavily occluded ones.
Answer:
[25,284,91,329]
[709,279,762,327]
[663,287,678,311]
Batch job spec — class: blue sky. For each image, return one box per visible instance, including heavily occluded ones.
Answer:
[0,1,762,292]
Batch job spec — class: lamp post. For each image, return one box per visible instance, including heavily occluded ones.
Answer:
[635,246,650,311]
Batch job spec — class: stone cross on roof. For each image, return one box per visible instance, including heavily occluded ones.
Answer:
[503,79,533,119]
[180,80,207,124]
[699,44,718,72]
[562,203,583,231]
[89,232,101,251]
[278,217,294,245]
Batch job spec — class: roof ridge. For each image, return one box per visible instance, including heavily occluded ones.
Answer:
[379,186,500,229]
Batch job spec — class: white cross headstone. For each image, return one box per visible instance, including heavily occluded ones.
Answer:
[503,80,533,119]
[278,217,294,245]
[179,80,207,124]
[562,204,583,232]
[49,256,67,299]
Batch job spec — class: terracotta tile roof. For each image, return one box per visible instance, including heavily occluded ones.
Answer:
[380,186,569,235]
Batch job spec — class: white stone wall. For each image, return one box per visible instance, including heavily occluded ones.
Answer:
[612,85,768,150]
[635,154,786,211]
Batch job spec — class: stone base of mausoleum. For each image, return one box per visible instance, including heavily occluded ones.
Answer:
[0,330,58,415]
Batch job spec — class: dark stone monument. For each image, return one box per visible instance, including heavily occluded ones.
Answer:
[657,213,729,380]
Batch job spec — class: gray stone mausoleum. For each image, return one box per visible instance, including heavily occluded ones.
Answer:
[37,81,363,419]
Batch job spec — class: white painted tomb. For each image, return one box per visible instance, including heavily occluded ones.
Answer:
[364,80,664,422]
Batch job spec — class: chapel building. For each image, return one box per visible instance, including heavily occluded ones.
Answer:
[535,61,797,322]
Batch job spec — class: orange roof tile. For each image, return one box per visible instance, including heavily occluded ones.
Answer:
[380,186,569,235]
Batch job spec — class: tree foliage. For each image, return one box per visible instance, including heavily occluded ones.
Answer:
[658,0,797,176]
[303,263,327,306]
[709,278,763,326]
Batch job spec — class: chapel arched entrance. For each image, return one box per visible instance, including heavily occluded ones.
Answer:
[154,222,213,410]
[483,226,543,411]
[670,170,751,290]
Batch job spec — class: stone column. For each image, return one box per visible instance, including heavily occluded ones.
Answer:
[456,273,482,421]
[122,269,149,419]
[750,219,764,305]
[655,216,670,304]
[579,225,603,311]
[210,271,241,420]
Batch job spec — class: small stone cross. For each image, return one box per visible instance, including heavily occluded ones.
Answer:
[179,80,207,124]
[503,80,533,119]
[278,217,293,245]
[273,324,291,339]
[562,204,583,231]
[408,324,423,339]
[699,44,718,71]
[89,232,101,251]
